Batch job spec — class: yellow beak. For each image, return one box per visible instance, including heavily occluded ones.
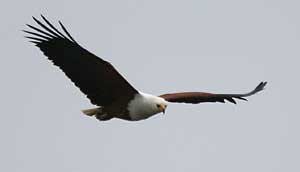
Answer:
[159,105,166,114]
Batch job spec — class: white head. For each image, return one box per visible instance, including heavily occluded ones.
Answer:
[149,95,168,114]
[128,92,168,120]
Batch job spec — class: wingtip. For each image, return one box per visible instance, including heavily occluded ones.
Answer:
[26,24,32,28]
[40,14,47,21]
[236,97,248,101]
[32,16,38,22]
[246,81,268,97]
[226,97,237,104]
[256,81,267,91]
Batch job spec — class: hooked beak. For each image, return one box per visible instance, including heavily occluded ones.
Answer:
[159,105,166,114]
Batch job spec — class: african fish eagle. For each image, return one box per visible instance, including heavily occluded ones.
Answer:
[24,15,267,121]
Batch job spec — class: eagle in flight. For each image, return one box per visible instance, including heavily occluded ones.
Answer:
[24,15,267,121]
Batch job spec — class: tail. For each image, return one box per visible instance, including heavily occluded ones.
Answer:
[81,107,101,116]
[81,107,113,121]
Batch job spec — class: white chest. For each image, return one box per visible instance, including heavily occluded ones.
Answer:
[127,93,161,121]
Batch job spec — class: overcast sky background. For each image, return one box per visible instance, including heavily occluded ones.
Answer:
[1,0,299,171]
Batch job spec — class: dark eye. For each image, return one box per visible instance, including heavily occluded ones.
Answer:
[156,104,160,108]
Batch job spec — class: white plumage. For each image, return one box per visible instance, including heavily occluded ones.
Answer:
[127,92,168,121]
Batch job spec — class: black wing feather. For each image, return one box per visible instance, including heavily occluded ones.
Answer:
[40,15,67,39]
[24,15,138,106]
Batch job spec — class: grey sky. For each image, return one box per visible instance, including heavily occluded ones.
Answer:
[1,0,299,171]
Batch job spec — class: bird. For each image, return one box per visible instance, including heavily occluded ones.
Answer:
[24,15,267,121]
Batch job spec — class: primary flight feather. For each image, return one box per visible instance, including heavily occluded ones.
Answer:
[24,15,267,121]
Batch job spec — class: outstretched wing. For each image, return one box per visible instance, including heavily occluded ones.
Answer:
[159,82,267,104]
[24,15,138,106]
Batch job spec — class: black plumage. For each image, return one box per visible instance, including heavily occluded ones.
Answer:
[24,15,138,106]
